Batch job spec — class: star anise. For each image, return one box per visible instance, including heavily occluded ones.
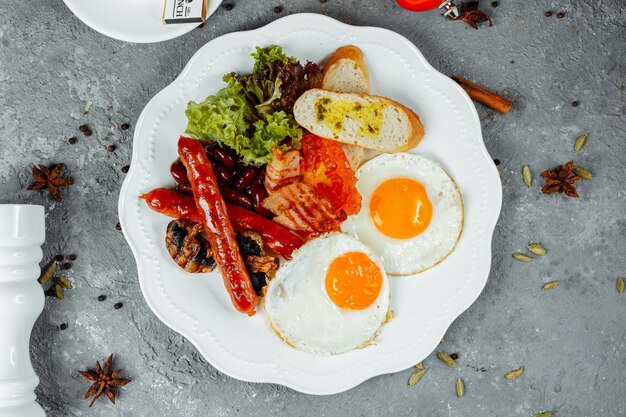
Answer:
[541,161,581,198]
[458,1,493,29]
[79,354,131,407]
[27,164,73,201]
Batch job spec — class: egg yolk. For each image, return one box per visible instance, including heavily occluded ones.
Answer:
[369,178,433,239]
[325,252,383,310]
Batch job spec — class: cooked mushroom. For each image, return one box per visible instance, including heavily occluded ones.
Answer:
[249,272,268,296]
[245,255,279,274]
[166,223,278,294]
[165,219,216,273]
[236,231,263,257]
[237,231,279,295]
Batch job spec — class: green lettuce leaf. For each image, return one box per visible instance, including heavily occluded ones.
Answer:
[185,85,301,165]
[223,72,283,116]
[184,81,254,149]
[251,45,296,75]
[247,111,302,165]
[183,45,307,166]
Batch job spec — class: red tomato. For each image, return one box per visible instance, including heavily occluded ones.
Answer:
[396,0,442,12]
[301,134,361,216]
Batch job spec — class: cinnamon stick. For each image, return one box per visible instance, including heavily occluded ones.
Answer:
[454,76,512,114]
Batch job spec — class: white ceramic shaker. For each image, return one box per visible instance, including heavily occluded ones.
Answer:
[0,205,46,417]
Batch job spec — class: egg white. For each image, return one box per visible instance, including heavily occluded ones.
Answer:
[264,233,390,355]
[341,153,464,276]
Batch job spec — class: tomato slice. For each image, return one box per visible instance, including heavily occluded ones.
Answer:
[301,134,361,216]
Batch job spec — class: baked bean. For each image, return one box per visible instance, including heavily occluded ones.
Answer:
[221,185,254,210]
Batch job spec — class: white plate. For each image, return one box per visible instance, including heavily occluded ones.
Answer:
[119,13,502,395]
[62,0,222,43]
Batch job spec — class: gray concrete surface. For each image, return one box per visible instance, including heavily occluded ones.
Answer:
[1,0,625,416]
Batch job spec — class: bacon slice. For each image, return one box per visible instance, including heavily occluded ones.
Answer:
[262,182,346,234]
[265,148,303,192]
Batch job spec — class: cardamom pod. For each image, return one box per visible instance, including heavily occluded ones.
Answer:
[522,165,532,187]
[533,412,553,417]
[617,278,624,294]
[437,352,457,368]
[572,165,593,180]
[456,377,464,398]
[512,253,533,262]
[527,243,547,256]
[38,260,57,285]
[57,275,72,289]
[54,284,64,300]
[415,362,424,370]
[543,281,560,290]
[505,366,524,379]
[574,133,588,152]
[408,368,427,386]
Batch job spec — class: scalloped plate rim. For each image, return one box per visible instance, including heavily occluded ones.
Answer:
[118,13,502,395]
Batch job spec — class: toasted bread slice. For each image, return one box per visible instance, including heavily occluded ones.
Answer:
[322,45,370,94]
[338,143,365,170]
[294,89,424,153]
[323,45,369,169]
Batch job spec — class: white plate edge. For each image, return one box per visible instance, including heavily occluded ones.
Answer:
[118,13,503,395]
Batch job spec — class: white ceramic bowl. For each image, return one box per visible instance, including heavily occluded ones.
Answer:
[119,13,502,394]
[62,0,223,43]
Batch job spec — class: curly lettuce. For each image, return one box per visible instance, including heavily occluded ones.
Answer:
[185,46,320,165]
[251,45,297,75]
[224,72,283,117]
[184,78,253,145]
[249,45,323,112]
[246,112,302,165]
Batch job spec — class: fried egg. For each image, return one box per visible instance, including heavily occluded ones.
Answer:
[264,233,390,355]
[341,153,463,275]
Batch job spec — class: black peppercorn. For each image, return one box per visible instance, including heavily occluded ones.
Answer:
[450,353,459,360]
[116,223,122,231]
[55,254,64,262]
[224,3,234,10]
[98,295,107,302]
[493,159,501,166]
[60,323,68,331]
[571,100,580,107]
[120,123,130,131]
[107,145,116,152]
[556,12,565,18]
[544,11,553,17]
[491,1,498,7]
[121,165,130,173]
[114,302,123,310]
[68,137,78,145]
[274,6,282,13]
[79,124,89,132]
[63,262,72,270]
[320,0,327,3]
[68,254,77,261]
[84,129,93,137]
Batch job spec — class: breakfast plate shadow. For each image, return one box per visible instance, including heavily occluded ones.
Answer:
[62,0,223,43]
[118,13,502,395]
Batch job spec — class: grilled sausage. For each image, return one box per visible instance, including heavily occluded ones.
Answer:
[178,136,258,316]
[140,189,304,259]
